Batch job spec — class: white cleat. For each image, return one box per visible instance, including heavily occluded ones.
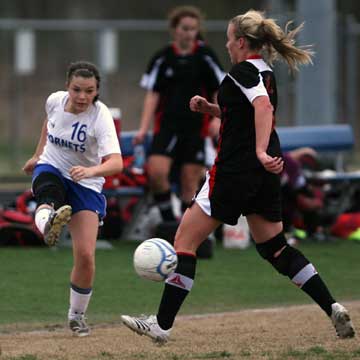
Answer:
[331,302,355,339]
[121,314,171,344]
[44,205,72,246]
[69,314,90,337]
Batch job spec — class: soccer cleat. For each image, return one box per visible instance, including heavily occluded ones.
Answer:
[44,205,72,246]
[69,314,90,337]
[331,302,355,338]
[121,314,171,344]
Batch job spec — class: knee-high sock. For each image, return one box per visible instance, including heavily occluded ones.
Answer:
[157,253,196,330]
[256,232,335,316]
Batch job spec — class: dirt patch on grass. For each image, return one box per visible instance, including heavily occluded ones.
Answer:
[0,302,359,360]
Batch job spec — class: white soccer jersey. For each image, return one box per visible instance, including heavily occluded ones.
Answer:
[38,91,121,193]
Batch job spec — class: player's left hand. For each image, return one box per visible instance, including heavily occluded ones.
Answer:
[69,166,94,182]
[257,153,284,174]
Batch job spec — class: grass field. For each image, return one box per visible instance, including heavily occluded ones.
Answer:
[0,239,359,359]
[0,239,358,329]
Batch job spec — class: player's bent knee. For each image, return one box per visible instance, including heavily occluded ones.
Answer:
[255,232,287,261]
[256,232,309,277]
[33,172,66,210]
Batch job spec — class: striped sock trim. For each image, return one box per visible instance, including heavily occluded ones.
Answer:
[291,263,318,288]
[71,283,92,295]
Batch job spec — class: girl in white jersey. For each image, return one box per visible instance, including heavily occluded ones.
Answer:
[23,61,123,336]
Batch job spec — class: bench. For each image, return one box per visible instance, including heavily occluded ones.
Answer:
[277,124,354,153]
[119,124,354,156]
[278,124,354,172]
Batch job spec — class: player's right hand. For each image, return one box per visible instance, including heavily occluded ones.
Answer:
[133,130,146,145]
[22,156,39,175]
[190,96,209,113]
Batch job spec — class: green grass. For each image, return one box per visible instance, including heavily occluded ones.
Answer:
[7,356,39,360]
[0,240,359,328]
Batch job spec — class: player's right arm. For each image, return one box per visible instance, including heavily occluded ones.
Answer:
[190,95,221,118]
[134,49,165,145]
[133,90,160,145]
[22,118,48,175]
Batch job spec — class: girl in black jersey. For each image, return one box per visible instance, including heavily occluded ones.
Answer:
[122,10,355,343]
[133,6,224,221]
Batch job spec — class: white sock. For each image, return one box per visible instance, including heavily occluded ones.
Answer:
[35,207,53,234]
[68,287,92,319]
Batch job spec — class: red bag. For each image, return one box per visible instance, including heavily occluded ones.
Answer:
[0,190,44,246]
[0,209,43,247]
[331,213,360,238]
[104,155,148,189]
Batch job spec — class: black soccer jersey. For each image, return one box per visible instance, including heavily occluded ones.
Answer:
[214,57,282,173]
[141,41,224,134]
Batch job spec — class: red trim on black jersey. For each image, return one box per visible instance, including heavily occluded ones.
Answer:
[200,113,211,139]
[246,54,262,60]
[154,110,163,134]
[154,97,166,134]
[209,165,216,197]
[191,40,200,54]
[209,108,226,197]
[171,40,201,56]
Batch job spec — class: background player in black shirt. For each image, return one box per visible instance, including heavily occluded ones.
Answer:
[133,6,224,221]
[122,10,355,343]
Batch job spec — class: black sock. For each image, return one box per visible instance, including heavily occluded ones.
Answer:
[256,233,335,317]
[154,190,176,221]
[301,274,335,316]
[157,253,197,330]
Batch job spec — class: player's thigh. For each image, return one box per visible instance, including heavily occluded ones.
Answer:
[147,154,172,178]
[174,202,221,253]
[180,163,205,187]
[69,210,99,258]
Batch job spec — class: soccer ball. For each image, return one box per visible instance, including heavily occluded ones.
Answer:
[133,238,178,282]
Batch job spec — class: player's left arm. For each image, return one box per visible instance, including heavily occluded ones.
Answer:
[253,96,283,174]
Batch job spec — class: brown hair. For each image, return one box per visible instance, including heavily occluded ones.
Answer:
[168,5,204,39]
[66,61,101,102]
[230,10,313,71]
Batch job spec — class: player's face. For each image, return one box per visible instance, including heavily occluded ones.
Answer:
[66,76,98,114]
[173,16,199,50]
[226,23,243,64]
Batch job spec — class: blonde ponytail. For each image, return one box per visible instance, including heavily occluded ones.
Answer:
[230,10,313,72]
